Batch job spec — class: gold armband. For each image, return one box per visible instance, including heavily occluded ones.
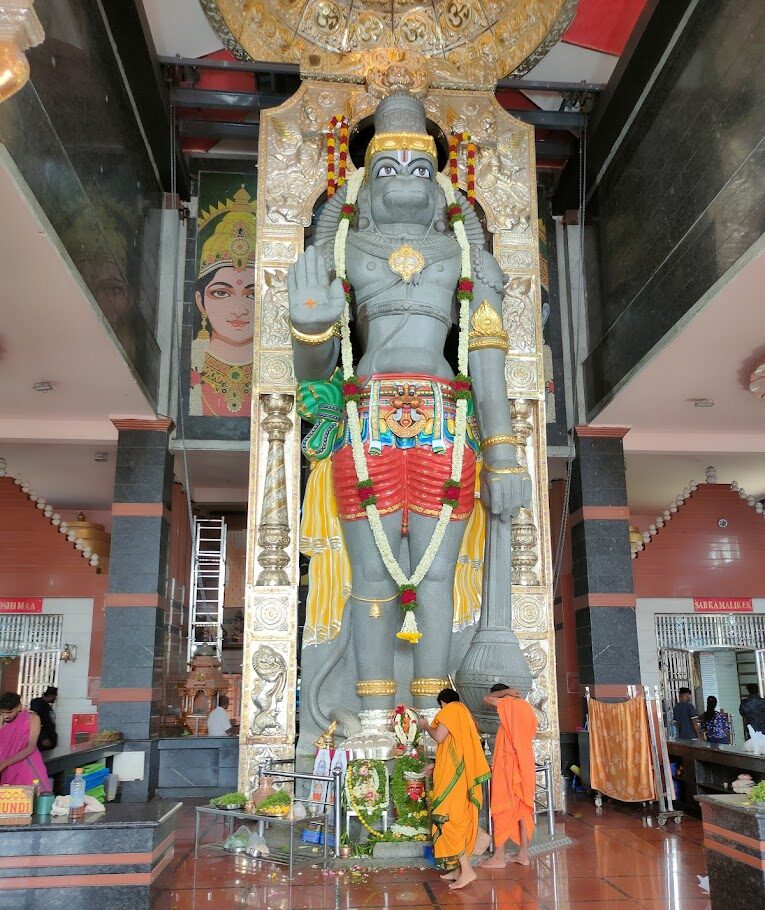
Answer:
[468,335,509,353]
[468,300,509,353]
[481,434,522,450]
[289,322,340,346]
[482,464,527,474]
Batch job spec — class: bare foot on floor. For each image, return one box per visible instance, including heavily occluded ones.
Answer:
[449,868,477,890]
[440,871,459,881]
[480,853,507,869]
[472,828,491,856]
[511,853,531,866]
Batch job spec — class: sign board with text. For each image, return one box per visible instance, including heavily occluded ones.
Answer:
[0,785,34,818]
[693,598,753,613]
[0,598,42,614]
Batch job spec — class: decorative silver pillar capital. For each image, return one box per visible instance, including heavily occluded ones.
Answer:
[255,394,293,586]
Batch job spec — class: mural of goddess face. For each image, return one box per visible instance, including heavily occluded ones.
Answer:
[190,186,257,417]
[196,266,254,349]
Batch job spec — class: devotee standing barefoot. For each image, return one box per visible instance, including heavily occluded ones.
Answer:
[418,689,490,890]
[481,684,537,868]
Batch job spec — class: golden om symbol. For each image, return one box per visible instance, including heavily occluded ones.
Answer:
[315,0,340,31]
[400,13,428,44]
[445,0,471,29]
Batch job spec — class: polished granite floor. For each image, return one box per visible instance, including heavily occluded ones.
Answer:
[151,795,711,910]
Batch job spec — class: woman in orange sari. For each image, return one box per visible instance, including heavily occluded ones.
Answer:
[482,684,537,868]
[418,689,491,890]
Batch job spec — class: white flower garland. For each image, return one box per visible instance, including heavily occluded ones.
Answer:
[334,168,472,637]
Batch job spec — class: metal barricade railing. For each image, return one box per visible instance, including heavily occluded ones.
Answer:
[258,762,344,858]
[485,760,556,848]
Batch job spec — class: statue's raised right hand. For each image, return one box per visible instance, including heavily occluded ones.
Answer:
[287,245,345,336]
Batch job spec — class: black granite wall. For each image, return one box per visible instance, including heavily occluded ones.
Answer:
[569,429,640,686]
[99,421,174,800]
[579,0,765,417]
[0,0,163,401]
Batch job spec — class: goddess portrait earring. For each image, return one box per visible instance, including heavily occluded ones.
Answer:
[196,314,210,341]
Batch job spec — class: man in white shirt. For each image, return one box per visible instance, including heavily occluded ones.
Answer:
[207,695,234,736]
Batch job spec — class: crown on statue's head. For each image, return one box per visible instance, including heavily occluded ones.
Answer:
[364,91,437,173]
[197,186,257,279]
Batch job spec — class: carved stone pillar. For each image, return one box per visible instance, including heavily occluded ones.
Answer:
[256,394,292,586]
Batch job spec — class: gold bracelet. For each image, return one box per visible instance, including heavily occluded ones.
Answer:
[483,464,527,474]
[480,434,522,450]
[290,322,339,346]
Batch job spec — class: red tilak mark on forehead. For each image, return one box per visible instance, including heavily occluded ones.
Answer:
[235,279,243,286]
[401,150,411,164]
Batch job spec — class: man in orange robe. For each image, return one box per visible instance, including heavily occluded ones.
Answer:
[418,689,491,890]
[482,684,537,868]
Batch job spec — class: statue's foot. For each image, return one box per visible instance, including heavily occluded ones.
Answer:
[480,853,507,869]
[472,828,491,856]
[449,868,477,890]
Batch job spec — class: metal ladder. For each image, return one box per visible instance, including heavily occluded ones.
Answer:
[187,517,227,661]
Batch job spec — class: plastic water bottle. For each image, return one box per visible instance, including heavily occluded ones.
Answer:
[69,768,86,819]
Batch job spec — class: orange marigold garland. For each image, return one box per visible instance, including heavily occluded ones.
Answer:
[327,115,349,197]
[449,130,476,207]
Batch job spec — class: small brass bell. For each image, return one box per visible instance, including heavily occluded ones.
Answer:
[369,601,382,619]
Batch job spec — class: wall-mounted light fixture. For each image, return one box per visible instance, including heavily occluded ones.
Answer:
[60,643,78,664]
[0,2,44,105]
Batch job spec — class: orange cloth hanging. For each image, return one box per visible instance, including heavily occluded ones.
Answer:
[491,697,538,847]
[589,694,656,802]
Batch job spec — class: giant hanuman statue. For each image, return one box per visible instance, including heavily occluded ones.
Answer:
[290,91,533,743]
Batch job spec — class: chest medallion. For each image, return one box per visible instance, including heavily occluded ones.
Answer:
[388,244,425,283]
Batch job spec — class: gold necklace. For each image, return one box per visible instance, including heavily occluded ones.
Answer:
[202,352,252,414]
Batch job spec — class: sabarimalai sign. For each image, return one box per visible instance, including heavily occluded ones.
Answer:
[693,598,753,613]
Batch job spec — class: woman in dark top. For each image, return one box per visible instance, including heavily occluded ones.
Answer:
[30,686,57,751]
[698,696,731,745]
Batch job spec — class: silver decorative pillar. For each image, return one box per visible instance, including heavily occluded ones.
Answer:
[256,394,293,586]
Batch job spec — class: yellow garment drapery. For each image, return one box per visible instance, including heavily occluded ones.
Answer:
[589,694,656,802]
[430,701,491,870]
[299,458,485,645]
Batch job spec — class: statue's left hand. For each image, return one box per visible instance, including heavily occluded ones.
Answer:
[480,465,532,523]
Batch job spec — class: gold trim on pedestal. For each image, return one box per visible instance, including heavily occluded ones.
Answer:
[356,679,397,697]
[410,678,450,697]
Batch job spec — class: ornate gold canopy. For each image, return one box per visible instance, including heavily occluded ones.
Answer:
[202,0,578,86]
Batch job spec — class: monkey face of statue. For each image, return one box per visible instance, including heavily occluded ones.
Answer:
[368,151,440,228]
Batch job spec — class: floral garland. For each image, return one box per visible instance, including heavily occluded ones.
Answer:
[344,758,389,836]
[449,131,477,206]
[393,705,421,751]
[391,756,429,839]
[326,115,349,197]
[334,168,474,644]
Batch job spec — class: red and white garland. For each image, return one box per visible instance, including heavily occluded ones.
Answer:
[449,131,476,206]
[333,168,474,643]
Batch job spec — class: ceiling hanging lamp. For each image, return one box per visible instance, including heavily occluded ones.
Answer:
[0,1,44,105]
